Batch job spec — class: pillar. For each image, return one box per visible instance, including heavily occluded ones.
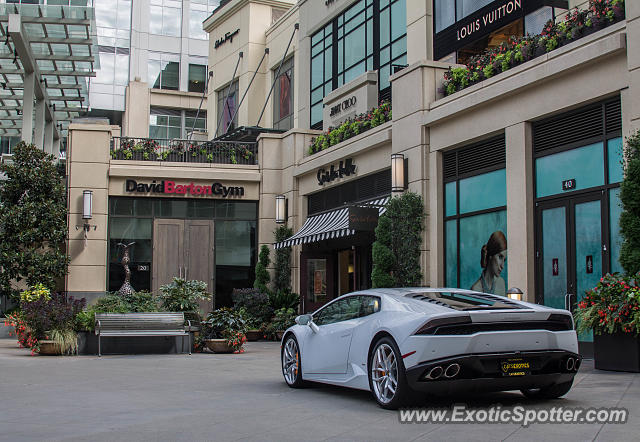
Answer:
[44,120,54,155]
[21,72,34,143]
[505,122,535,302]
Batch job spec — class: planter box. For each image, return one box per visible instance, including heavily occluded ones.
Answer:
[594,332,640,373]
[77,332,194,355]
[204,338,233,353]
[246,330,262,341]
[38,340,62,356]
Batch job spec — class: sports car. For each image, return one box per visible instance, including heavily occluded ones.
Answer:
[280,288,581,409]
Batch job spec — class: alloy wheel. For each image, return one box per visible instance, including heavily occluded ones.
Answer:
[282,337,299,385]
[370,343,398,404]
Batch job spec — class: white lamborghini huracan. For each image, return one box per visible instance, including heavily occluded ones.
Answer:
[280,288,581,409]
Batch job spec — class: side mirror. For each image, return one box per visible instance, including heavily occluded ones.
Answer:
[295,314,312,325]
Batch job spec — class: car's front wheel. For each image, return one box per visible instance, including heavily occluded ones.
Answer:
[521,380,573,399]
[281,334,305,388]
[368,337,410,409]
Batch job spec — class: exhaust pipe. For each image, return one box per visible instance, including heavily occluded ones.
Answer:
[574,358,581,371]
[444,363,461,378]
[425,366,443,380]
[566,357,575,372]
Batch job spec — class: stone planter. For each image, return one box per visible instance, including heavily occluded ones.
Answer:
[77,331,194,355]
[37,340,62,356]
[246,330,262,341]
[204,338,234,354]
[594,332,640,373]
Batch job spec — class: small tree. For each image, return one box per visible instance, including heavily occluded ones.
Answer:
[620,130,640,275]
[273,225,293,294]
[371,192,424,288]
[0,142,68,293]
[254,244,271,292]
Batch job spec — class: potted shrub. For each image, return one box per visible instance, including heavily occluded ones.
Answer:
[574,273,640,372]
[158,277,212,325]
[266,307,297,341]
[202,307,248,353]
[5,284,86,355]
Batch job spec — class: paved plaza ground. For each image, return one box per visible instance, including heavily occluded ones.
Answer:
[0,338,638,442]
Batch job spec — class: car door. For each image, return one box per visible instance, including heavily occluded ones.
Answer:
[303,296,362,374]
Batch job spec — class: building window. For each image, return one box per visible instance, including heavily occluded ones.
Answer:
[149,108,207,139]
[95,46,130,86]
[217,80,239,134]
[148,52,179,90]
[149,108,182,139]
[188,64,207,93]
[273,57,294,131]
[309,0,407,128]
[443,135,508,296]
[190,0,219,40]
[150,0,182,37]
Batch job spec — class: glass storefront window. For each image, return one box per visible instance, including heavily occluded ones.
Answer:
[609,188,623,274]
[607,137,624,184]
[445,181,456,217]
[188,64,207,93]
[216,220,256,267]
[149,108,182,139]
[108,217,153,292]
[435,0,455,32]
[524,6,553,36]
[307,259,328,304]
[148,52,180,90]
[535,142,605,198]
[459,168,506,214]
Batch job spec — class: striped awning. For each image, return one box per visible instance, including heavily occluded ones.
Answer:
[274,196,389,249]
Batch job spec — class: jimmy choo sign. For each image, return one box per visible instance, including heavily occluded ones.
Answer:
[323,71,378,130]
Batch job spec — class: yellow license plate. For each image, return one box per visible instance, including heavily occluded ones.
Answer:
[500,358,531,376]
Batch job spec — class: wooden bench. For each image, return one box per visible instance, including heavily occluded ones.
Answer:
[95,313,191,356]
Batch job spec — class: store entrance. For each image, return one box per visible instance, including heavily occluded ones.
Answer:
[535,191,607,356]
[153,219,215,312]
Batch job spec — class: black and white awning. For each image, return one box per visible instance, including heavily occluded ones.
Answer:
[274,196,389,249]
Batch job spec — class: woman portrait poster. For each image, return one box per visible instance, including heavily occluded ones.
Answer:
[471,231,507,296]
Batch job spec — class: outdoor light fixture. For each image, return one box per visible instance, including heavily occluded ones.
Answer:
[76,190,97,247]
[391,153,408,192]
[275,194,287,224]
[507,287,524,301]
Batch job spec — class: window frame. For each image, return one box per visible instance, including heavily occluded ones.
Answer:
[273,56,294,130]
[216,79,239,134]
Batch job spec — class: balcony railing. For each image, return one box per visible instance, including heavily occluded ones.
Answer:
[110,137,258,165]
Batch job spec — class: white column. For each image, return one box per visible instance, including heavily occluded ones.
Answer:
[506,122,535,302]
[44,120,54,154]
[34,98,45,149]
[21,72,34,143]
[53,137,61,159]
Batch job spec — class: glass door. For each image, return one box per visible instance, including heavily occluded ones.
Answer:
[536,192,606,355]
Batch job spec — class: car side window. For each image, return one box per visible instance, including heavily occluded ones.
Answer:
[359,296,381,318]
[313,296,361,326]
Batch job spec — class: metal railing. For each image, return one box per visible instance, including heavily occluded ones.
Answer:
[110,137,258,165]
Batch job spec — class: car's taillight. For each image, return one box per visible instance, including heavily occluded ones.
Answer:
[547,313,574,330]
[414,315,472,335]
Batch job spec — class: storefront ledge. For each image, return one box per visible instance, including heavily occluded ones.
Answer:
[427,21,627,124]
[296,120,392,176]
[109,164,261,182]
[109,160,259,171]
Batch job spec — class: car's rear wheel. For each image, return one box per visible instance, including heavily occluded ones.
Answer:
[368,337,409,409]
[282,334,305,388]
[521,380,574,399]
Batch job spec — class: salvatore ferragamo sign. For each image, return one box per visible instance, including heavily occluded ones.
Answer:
[125,179,244,197]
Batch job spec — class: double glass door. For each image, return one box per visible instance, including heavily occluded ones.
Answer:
[536,191,609,352]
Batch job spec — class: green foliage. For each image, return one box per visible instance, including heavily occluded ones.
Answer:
[202,307,248,339]
[273,225,293,294]
[266,307,296,333]
[620,131,640,275]
[268,290,300,311]
[254,245,271,292]
[77,291,159,331]
[0,142,69,293]
[231,288,273,324]
[158,278,212,313]
[371,192,425,288]
[48,329,78,355]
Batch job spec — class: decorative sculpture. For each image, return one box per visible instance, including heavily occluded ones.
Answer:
[117,242,136,296]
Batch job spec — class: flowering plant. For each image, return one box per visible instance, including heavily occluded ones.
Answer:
[4,312,39,354]
[442,0,625,96]
[309,100,392,155]
[20,283,51,303]
[574,273,640,336]
[223,329,247,353]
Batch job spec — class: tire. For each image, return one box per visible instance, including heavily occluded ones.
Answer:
[281,334,305,388]
[368,336,410,409]
[521,380,574,399]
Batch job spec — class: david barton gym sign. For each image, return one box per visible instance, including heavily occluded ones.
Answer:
[125,179,244,197]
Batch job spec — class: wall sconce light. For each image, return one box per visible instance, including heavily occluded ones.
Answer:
[275,194,288,224]
[391,153,408,192]
[507,287,524,301]
[76,190,97,247]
